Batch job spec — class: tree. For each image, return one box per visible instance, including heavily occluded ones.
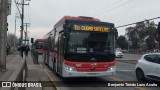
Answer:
[146,36,155,50]
[155,22,160,48]
[116,35,128,50]
[126,26,140,50]
[7,33,19,47]
[125,21,156,51]
[145,21,156,37]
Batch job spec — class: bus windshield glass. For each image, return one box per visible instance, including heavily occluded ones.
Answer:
[67,31,112,54]
[36,42,43,49]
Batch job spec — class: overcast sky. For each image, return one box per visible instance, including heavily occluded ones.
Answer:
[8,0,160,39]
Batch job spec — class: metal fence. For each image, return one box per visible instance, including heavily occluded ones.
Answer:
[31,49,39,64]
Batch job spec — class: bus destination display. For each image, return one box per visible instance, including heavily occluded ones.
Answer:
[73,25,109,32]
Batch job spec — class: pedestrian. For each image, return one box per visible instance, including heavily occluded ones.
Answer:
[25,45,30,57]
[18,44,26,58]
[6,43,10,56]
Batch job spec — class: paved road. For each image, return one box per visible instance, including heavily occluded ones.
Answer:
[116,53,142,60]
[38,54,160,90]
[40,62,135,90]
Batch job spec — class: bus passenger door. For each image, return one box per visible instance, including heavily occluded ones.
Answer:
[57,32,64,75]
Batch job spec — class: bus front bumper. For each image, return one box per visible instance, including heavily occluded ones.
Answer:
[62,64,116,77]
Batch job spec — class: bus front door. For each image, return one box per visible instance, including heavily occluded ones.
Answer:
[57,32,64,75]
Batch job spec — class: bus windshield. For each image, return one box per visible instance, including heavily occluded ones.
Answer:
[67,31,112,54]
[35,42,43,49]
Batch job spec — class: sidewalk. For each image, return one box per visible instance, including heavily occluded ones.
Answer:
[0,52,55,90]
[26,53,55,90]
[0,53,22,81]
[0,51,18,78]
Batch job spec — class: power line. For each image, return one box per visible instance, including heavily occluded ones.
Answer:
[14,0,22,18]
[92,0,135,17]
[116,16,160,28]
[87,0,123,16]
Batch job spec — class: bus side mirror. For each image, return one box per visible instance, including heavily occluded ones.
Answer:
[115,29,118,40]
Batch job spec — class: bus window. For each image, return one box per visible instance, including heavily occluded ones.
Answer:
[67,31,111,54]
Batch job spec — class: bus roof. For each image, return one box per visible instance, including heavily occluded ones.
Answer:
[54,16,101,28]
[35,39,44,42]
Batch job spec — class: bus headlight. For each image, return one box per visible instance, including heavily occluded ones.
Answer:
[108,65,116,71]
[64,65,77,72]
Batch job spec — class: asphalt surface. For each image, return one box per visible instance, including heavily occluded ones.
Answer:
[40,62,136,90]
[116,54,142,60]
[38,54,160,90]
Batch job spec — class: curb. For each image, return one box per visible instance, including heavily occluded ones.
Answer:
[39,63,58,90]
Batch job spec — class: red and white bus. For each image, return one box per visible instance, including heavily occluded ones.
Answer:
[33,39,44,54]
[43,16,118,77]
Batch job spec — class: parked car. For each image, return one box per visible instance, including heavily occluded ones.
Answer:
[115,50,123,58]
[135,53,160,81]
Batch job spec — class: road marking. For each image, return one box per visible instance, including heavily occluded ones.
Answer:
[134,87,146,90]
[40,63,43,68]
[116,69,135,72]
[108,76,123,81]
[40,63,61,90]
[108,76,146,90]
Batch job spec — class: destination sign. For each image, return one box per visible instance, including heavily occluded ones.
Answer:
[73,25,109,32]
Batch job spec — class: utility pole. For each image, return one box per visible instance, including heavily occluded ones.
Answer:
[14,13,20,48]
[14,0,30,45]
[20,0,25,45]
[24,23,30,44]
[15,0,29,45]
[14,14,18,47]
[0,0,7,70]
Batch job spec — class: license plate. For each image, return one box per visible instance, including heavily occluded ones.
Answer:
[87,73,97,76]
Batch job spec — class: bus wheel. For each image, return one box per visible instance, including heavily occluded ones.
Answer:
[53,59,58,76]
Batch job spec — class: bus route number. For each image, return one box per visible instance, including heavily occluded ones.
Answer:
[73,25,109,32]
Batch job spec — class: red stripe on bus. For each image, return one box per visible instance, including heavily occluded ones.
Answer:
[64,60,116,72]
[42,50,49,54]
[35,49,45,53]
[76,68,107,72]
